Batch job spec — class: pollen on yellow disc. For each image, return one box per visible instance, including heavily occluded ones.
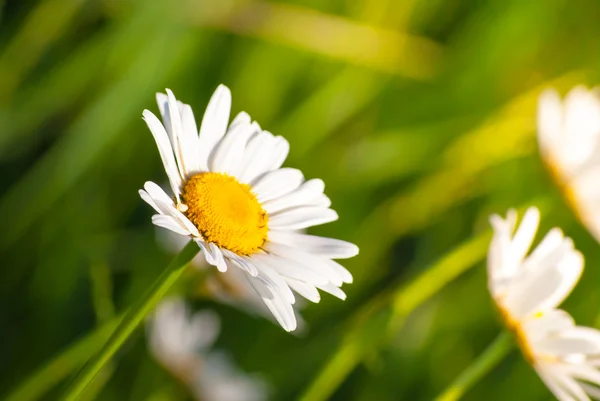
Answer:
[181,172,268,255]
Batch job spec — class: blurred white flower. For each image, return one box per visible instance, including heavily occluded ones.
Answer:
[140,85,358,331]
[149,298,220,382]
[537,86,600,241]
[488,207,600,400]
[149,297,269,401]
[193,352,269,401]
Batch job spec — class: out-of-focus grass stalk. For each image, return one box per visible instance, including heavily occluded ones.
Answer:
[89,262,115,323]
[0,6,200,253]
[434,332,514,401]
[61,241,198,401]
[0,0,84,104]
[3,318,120,401]
[299,231,492,401]
[0,34,108,154]
[184,0,442,79]
[278,67,387,160]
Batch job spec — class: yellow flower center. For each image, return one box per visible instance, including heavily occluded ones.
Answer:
[181,172,268,255]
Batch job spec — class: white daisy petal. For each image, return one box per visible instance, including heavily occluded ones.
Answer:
[246,275,297,332]
[152,215,192,236]
[285,278,321,303]
[537,89,564,157]
[315,282,346,300]
[579,383,600,399]
[197,85,232,172]
[504,249,583,319]
[523,309,575,342]
[252,262,295,305]
[237,131,277,183]
[264,242,346,287]
[208,243,227,272]
[261,136,289,173]
[537,327,600,357]
[269,207,338,230]
[251,168,304,203]
[142,110,182,199]
[251,252,328,286]
[210,120,259,176]
[178,102,201,174]
[139,190,162,214]
[263,179,327,214]
[144,181,176,206]
[220,249,259,277]
[268,231,358,259]
[535,364,579,401]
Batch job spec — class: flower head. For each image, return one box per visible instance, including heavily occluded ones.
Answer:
[537,86,600,241]
[140,85,358,331]
[488,207,600,400]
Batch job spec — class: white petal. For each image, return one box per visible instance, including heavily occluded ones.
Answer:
[196,241,226,272]
[209,243,227,272]
[537,89,564,157]
[536,363,587,401]
[264,242,346,286]
[144,181,175,205]
[139,190,162,214]
[210,120,259,176]
[269,207,338,230]
[220,249,258,277]
[197,85,232,172]
[504,248,583,319]
[178,102,201,174]
[152,215,192,236]
[508,207,540,269]
[142,110,182,200]
[251,252,328,286]
[268,231,358,259]
[261,135,289,172]
[238,132,289,184]
[245,275,297,332]
[537,327,600,356]
[263,178,327,213]
[315,282,346,300]
[252,168,304,203]
[285,278,321,303]
[523,309,575,342]
[237,131,276,183]
[579,383,600,399]
[252,261,295,304]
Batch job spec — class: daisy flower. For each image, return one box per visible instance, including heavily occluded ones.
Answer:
[537,86,600,241]
[139,85,358,331]
[488,207,600,400]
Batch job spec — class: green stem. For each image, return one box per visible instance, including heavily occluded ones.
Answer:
[434,331,514,401]
[298,231,492,401]
[60,241,199,401]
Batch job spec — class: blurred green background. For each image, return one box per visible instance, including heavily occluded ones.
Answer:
[1,0,600,400]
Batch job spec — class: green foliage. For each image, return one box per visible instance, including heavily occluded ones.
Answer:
[1,0,599,400]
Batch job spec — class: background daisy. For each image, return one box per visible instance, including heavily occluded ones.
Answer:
[488,207,600,400]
